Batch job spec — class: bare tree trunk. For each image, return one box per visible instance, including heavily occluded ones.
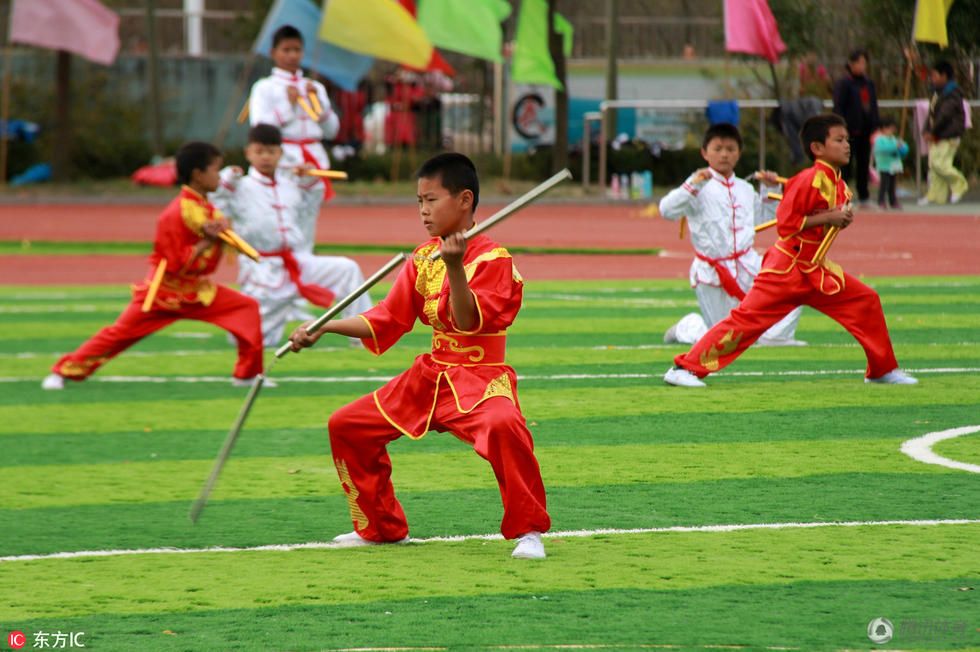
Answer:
[52,50,72,182]
[548,0,568,173]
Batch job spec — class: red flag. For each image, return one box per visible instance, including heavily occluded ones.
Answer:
[397,0,456,75]
[9,0,120,65]
[724,0,786,63]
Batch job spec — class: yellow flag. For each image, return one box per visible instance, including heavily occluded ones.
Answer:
[913,0,955,48]
[319,0,433,69]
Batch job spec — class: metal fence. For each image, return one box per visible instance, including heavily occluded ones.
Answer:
[591,98,980,195]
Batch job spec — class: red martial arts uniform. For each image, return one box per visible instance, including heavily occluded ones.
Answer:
[52,186,264,381]
[328,234,551,542]
[674,159,900,378]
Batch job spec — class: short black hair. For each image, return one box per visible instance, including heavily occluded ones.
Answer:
[847,48,868,63]
[415,152,480,213]
[248,123,283,146]
[176,141,221,185]
[933,60,954,79]
[272,25,303,48]
[799,114,847,161]
[702,122,743,151]
[879,115,896,128]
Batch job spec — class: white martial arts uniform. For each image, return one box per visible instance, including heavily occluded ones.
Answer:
[658,168,804,345]
[210,166,371,347]
[249,67,341,200]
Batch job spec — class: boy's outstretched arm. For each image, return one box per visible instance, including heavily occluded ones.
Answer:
[440,232,479,332]
[289,317,372,351]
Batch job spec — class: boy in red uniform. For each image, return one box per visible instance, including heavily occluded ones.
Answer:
[664,114,917,387]
[288,153,551,559]
[43,142,265,390]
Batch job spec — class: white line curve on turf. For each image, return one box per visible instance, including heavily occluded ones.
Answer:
[2,518,978,564]
[900,425,980,474]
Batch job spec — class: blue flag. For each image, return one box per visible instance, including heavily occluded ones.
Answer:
[253,0,374,91]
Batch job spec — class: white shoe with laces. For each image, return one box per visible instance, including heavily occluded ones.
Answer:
[511,531,546,559]
[663,366,706,387]
[332,531,409,547]
[865,369,918,385]
[950,192,963,204]
[41,373,65,390]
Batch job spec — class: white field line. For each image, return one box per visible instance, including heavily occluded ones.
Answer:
[1,367,978,385]
[901,425,980,474]
[2,518,977,564]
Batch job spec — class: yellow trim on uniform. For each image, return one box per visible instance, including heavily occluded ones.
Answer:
[358,314,381,355]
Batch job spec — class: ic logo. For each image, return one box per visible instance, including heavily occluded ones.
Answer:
[8,631,26,649]
[867,617,894,644]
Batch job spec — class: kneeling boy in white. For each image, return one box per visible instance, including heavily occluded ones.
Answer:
[658,122,805,346]
[210,124,370,347]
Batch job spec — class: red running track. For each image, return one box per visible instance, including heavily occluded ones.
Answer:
[0,201,977,283]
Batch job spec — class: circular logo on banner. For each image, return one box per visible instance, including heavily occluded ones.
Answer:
[513,93,547,140]
[867,617,894,644]
[8,632,27,650]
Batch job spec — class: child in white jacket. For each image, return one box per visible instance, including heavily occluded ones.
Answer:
[658,122,805,346]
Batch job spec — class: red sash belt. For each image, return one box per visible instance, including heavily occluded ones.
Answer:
[694,247,749,300]
[431,332,507,365]
[260,249,335,308]
[282,138,334,201]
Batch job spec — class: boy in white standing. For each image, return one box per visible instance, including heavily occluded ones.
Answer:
[210,124,370,347]
[249,24,340,205]
[658,122,805,346]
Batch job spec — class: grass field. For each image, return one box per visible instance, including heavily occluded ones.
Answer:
[1,276,978,651]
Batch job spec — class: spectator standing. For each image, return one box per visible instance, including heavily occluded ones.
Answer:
[833,49,880,205]
[919,60,969,205]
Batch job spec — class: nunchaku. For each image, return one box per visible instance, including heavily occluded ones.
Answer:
[188,168,574,523]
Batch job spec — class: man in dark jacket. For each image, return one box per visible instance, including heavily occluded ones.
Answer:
[832,49,879,204]
[920,60,969,205]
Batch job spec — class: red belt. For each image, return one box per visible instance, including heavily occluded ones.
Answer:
[259,249,335,308]
[694,247,749,300]
[282,139,334,202]
[431,332,506,365]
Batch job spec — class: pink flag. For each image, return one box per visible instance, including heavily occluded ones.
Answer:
[724,0,786,63]
[9,0,120,65]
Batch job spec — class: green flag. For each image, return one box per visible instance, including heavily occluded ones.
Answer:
[418,0,511,62]
[511,0,573,90]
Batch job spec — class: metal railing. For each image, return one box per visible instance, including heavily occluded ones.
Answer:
[591,98,980,195]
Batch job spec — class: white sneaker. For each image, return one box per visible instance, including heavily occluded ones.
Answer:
[865,369,918,385]
[950,192,964,204]
[663,366,706,387]
[41,373,65,390]
[511,531,546,559]
[332,531,409,547]
[756,337,808,347]
[663,324,678,343]
[916,197,931,206]
[231,376,277,388]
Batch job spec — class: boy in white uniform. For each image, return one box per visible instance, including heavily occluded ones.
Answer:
[210,124,370,347]
[249,24,340,205]
[658,122,805,346]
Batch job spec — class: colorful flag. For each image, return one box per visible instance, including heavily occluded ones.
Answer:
[253,0,373,91]
[9,0,119,65]
[417,0,512,63]
[723,0,786,63]
[512,0,573,90]
[913,0,956,49]
[395,0,454,76]
[319,0,433,70]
